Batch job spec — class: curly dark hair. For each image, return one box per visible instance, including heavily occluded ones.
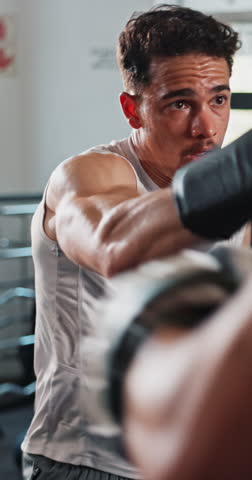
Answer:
[117,4,241,94]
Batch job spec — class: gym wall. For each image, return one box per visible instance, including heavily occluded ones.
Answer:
[0,0,153,195]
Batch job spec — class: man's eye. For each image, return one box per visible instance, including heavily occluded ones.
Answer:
[214,95,226,105]
[171,100,187,110]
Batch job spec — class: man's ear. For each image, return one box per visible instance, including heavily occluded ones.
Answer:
[119,92,142,129]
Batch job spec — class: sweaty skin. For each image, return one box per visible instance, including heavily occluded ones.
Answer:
[44,54,231,277]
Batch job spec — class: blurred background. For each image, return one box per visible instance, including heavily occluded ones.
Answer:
[0,1,251,478]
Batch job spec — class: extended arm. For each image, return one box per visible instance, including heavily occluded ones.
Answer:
[45,152,198,277]
[45,129,252,276]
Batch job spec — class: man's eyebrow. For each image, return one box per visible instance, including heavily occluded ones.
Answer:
[211,84,230,93]
[161,88,195,100]
[160,84,231,101]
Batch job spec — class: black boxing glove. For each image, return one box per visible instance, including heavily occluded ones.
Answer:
[172,129,252,239]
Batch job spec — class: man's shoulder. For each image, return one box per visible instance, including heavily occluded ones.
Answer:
[85,137,129,156]
[64,146,135,179]
[46,142,137,210]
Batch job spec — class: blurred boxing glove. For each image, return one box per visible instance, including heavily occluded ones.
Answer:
[80,246,252,456]
[172,129,252,239]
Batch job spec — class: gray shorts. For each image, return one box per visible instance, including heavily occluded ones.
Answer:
[22,453,133,480]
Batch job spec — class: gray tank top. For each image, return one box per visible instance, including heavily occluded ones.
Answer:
[21,135,246,476]
[21,136,159,478]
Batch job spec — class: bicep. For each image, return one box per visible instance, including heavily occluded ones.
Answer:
[55,186,139,272]
[46,152,139,272]
[47,151,138,212]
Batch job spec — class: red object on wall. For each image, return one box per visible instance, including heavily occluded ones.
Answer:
[0,16,15,72]
[0,19,6,40]
[0,48,13,69]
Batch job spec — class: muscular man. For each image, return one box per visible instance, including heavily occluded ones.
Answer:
[21,4,244,480]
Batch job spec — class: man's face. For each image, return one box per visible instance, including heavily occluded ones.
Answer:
[133,53,231,179]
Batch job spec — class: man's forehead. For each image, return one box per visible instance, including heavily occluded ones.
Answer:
[149,54,230,80]
[159,84,230,101]
[150,52,228,66]
[147,54,230,94]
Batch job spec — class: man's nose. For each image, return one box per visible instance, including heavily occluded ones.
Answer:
[191,108,217,139]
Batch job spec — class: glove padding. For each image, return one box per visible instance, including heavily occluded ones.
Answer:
[172,129,252,239]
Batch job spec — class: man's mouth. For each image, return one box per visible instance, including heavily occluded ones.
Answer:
[183,145,216,162]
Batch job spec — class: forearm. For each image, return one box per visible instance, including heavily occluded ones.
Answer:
[96,188,199,276]
[56,186,199,277]
[55,187,141,274]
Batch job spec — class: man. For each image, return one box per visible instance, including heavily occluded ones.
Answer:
[21,4,243,480]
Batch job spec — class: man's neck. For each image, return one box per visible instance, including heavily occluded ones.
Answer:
[139,158,172,188]
[131,131,173,188]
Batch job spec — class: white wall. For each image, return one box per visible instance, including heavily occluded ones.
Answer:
[0,0,153,195]
[0,0,24,193]
[153,0,252,11]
